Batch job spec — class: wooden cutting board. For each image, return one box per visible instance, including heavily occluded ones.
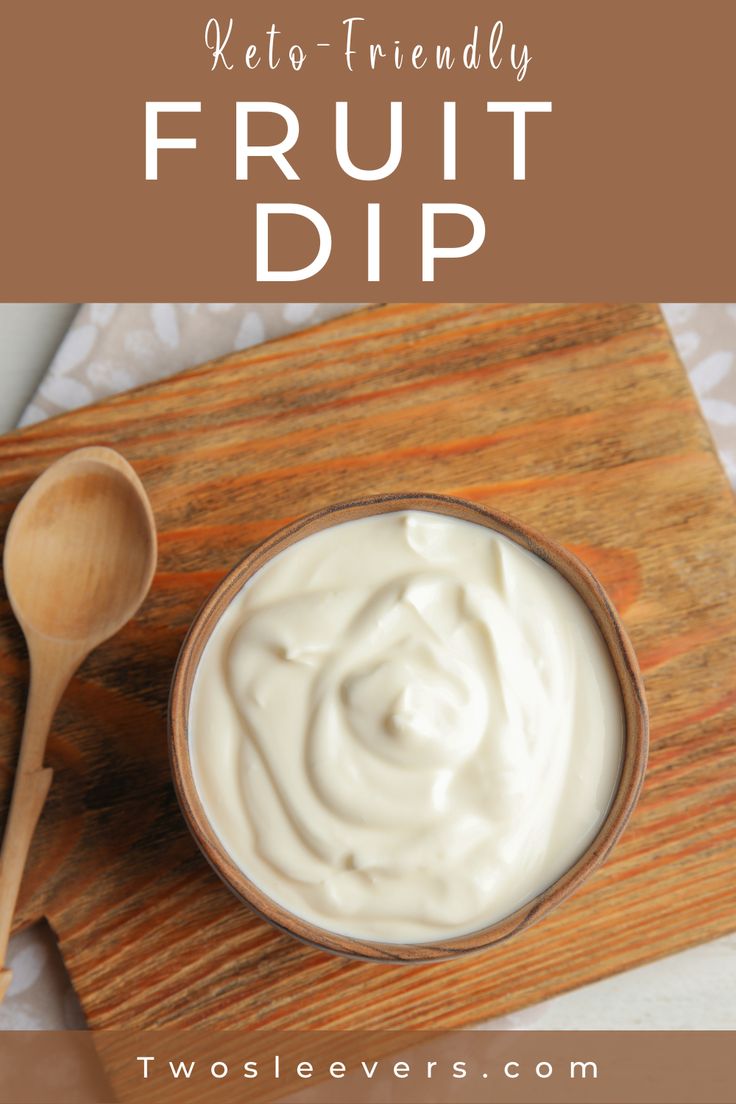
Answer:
[1,303,734,1030]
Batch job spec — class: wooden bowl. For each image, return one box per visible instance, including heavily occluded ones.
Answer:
[169,493,648,963]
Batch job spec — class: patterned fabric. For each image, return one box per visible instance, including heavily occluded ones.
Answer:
[661,304,736,485]
[2,302,734,1030]
[19,303,363,427]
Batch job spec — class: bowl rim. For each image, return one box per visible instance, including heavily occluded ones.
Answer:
[168,492,648,963]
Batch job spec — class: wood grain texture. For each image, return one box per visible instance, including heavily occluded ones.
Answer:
[0,303,734,1029]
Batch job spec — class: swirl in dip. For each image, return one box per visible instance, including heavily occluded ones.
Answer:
[189,510,623,942]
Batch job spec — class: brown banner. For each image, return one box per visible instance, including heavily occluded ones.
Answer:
[1,1030,734,1104]
[0,1,734,300]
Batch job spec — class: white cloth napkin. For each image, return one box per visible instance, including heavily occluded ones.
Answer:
[3,301,735,1032]
[19,303,363,426]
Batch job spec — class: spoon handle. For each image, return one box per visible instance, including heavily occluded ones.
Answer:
[0,646,77,995]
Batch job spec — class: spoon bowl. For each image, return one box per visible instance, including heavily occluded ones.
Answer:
[4,448,155,645]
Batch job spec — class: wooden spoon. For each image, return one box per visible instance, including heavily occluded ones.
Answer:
[0,446,156,1001]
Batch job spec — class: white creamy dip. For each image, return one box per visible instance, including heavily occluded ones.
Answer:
[189,510,623,942]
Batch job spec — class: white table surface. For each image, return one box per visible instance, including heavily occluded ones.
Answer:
[0,303,734,1031]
